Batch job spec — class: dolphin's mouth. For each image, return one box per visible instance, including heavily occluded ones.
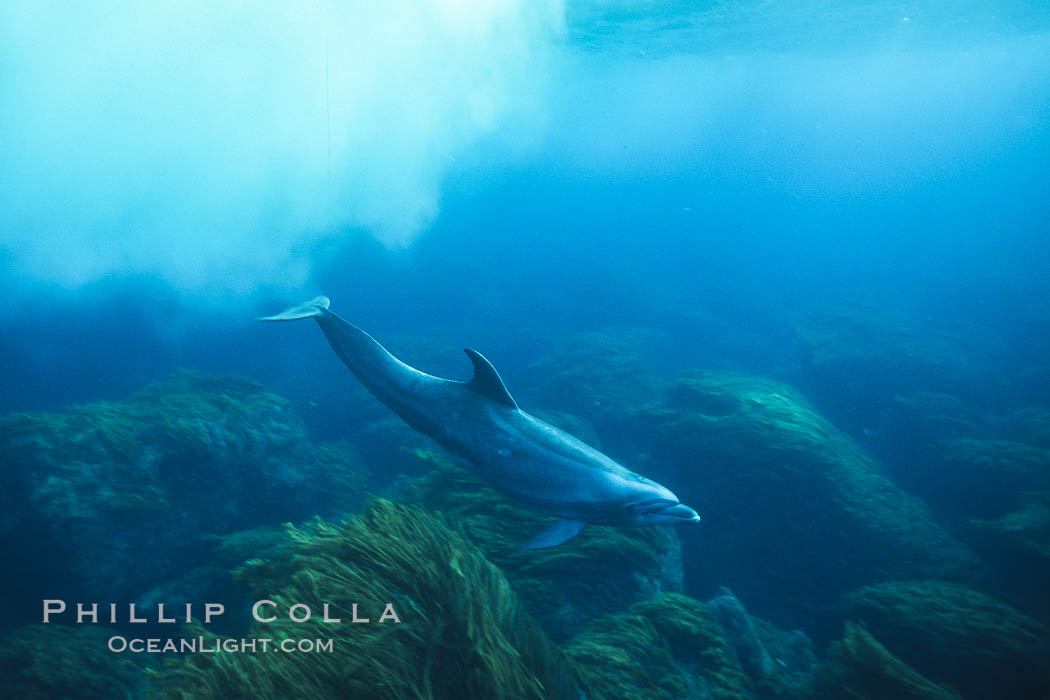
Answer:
[628,498,702,523]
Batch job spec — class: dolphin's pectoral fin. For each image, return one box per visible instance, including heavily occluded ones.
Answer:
[521,518,585,550]
[464,348,518,409]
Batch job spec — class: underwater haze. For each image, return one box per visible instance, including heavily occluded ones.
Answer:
[2,1,1050,698]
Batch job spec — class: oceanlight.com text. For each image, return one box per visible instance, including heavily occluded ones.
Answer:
[107,635,334,654]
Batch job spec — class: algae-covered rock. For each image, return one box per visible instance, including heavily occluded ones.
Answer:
[932,438,1050,519]
[397,449,683,642]
[0,371,370,621]
[705,588,818,698]
[564,592,752,700]
[705,588,774,682]
[355,416,439,479]
[882,391,991,448]
[812,622,963,700]
[968,493,1050,568]
[998,407,1050,450]
[0,624,145,699]
[750,618,819,698]
[517,327,679,440]
[884,433,1050,523]
[1010,365,1050,409]
[793,304,1003,432]
[638,371,980,632]
[875,393,1050,522]
[150,499,578,700]
[844,581,1050,699]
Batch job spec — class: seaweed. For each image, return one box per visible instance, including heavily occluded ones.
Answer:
[150,499,578,700]
[812,622,963,700]
[844,581,1050,699]
[0,370,370,620]
[636,370,979,633]
[564,592,752,700]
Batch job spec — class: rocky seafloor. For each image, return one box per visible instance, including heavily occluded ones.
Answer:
[2,303,1049,699]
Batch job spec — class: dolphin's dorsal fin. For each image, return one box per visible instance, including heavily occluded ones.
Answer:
[464,349,517,409]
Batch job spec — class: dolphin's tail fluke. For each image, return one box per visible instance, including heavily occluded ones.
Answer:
[257,296,331,322]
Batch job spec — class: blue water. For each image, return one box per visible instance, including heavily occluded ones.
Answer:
[1,1,1049,697]
[2,1,1048,416]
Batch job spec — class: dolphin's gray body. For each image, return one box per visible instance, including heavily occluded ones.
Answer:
[260,296,700,548]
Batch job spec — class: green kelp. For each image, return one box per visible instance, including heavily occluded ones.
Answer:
[812,622,963,700]
[398,449,683,642]
[636,371,980,634]
[0,370,370,617]
[151,499,578,700]
[0,624,145,700]
[564,593,752,700]
[844,581,1050,699]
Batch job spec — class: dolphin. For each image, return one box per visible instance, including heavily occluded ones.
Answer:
[259,296,700,548]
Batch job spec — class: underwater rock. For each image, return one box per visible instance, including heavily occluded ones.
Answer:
[871,391,990,503]
[883,391,991,445]
[705,588,774,682]
[932,438,1050,519]
[564,592,752,700]
[201,524,297,570]
[132,525,302,635]
[750,618,819,698]
[517,327,680,443]
[0,624,145,700]
[354,416,439,480]
[968,493,1050,568]
[812,622,963,700]
[397,449,683,642]
[965,492,1050,621]
[151,499,578,700]
[705,587,818,698]
[874,392,1050,526]
[997,406,1050,450]
[844,581,1050,699]
[792,303,1004,433]
[637,371,981,634]
[0,371,369,623]
[1009,365,1050,409]
[882,431,1050,523]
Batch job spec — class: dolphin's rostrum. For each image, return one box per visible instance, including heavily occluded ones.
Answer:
[259,296,701,548]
